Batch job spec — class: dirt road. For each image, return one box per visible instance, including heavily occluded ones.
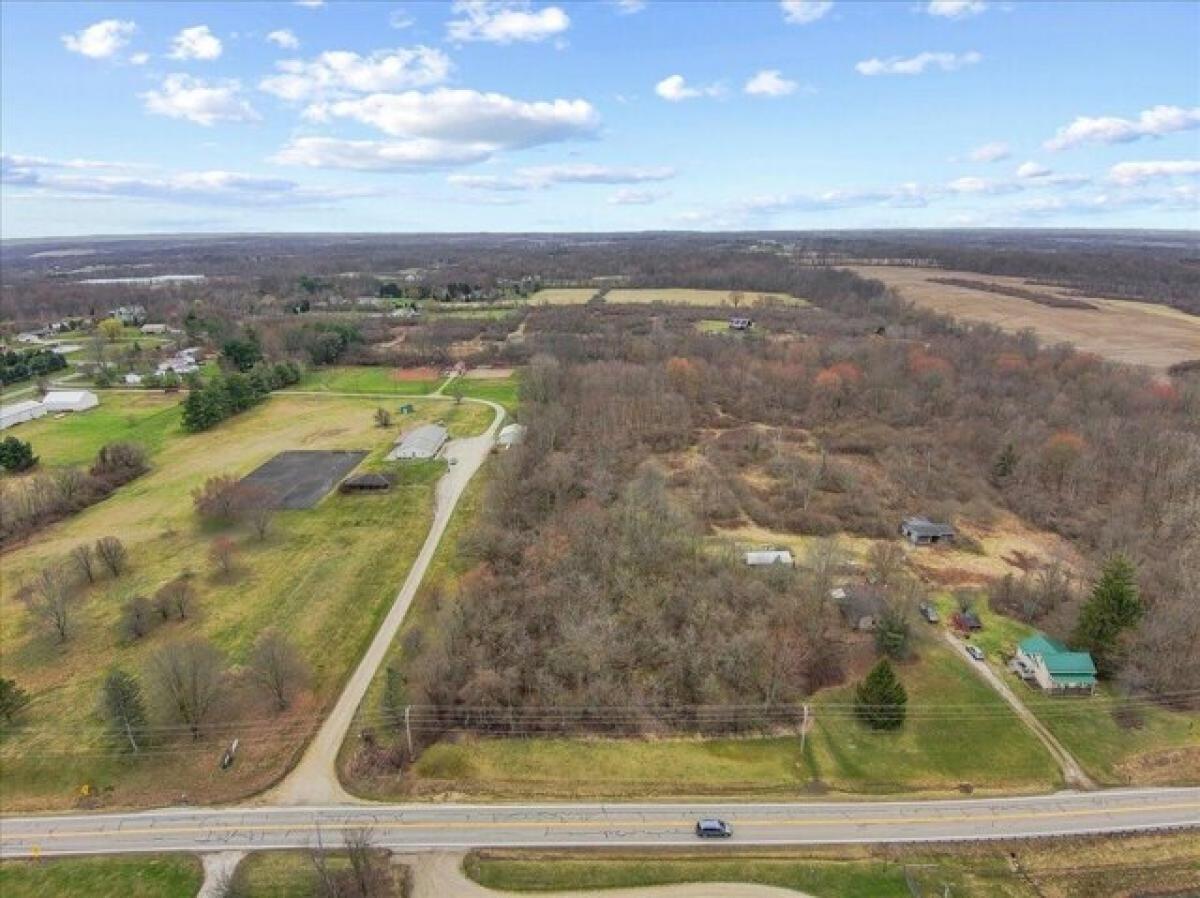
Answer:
[266,398,504,805]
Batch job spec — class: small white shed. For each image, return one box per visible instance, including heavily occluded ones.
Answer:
[745,549,795,567]
[0,400,48,430]
[498,423,527,447]
[125,373,144,385]
[42,390,99,413]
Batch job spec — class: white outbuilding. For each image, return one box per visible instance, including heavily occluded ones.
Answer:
[745,549,795,567]
[498,423,527,448]
[387,423,449,460]
[0,399,48,430]
[41,390,99,413]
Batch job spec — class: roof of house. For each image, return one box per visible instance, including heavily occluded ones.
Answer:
[832,583,887,623]
[903,516,956,537]
[1019,634,1097,680]
[394,423,448,455]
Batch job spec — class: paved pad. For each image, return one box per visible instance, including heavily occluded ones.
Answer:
[240,450,367,509]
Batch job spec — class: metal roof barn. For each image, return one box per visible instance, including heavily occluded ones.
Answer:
[388,423,448,460]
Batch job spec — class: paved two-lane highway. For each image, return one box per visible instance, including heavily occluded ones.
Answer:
[3,789,1198,858]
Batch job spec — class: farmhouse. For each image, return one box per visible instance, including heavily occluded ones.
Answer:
[42,390,99,413]
[729,317,753,331]
[140,323,169,334]
[0,399,48,430]
[900,516,956,546]
[498,423,527,448]
[388,423,448,460]
[1016,634,1097,695]
[109,305,146,325]
[745,549,794,567]
[830,584,887,631]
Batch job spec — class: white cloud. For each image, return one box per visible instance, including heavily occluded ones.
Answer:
[780,1,832,24]
[613,0,646,13]
[142,75,260,126]
[2,155,368,207]
[926,0,986,18]
[447,1,569,44]
[1045,105,1200,151]
[655,74,724,101]
[968,141,1009,162]
[271,137,495,170]
[62,19,136,60]
[609,187,666,204]
[744,69,798,97]
[1016,160,1051,179]
[1108,160,1200,185]
[856,50,981,76]
[449,163,675,190]
[306,88,598,149]
[130,52,150,66]
[295,0,325,7]
[261,47,451,101]
[267,29,300,50]
[389,10,416,29]
[169,25,223,61]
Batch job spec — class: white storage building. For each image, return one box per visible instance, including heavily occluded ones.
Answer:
[0,399,48,430]
[42,390,99,413]
[498,423,527,447]
[745,549,795,567]
[388,423,448,460]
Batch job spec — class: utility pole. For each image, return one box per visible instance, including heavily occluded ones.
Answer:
[404,705,414,760]
[800,703,811,753]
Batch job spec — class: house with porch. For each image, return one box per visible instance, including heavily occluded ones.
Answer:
[1016,633,1097,695]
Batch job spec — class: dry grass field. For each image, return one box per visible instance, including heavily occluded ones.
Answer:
[848,266,1200,370]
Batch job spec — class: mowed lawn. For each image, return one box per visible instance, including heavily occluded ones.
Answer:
[467,833,1200,898]
[453,371,521,414]
[930,593,1200,786]
[0,855,202,898]
[0,393,489,811]
[295,365,442,395]
[230,851,408,898]
[4,392,181,468]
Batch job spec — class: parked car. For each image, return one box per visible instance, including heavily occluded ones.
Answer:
[695,818,733,838]
[966,644,985,662]
[919,602,939,624]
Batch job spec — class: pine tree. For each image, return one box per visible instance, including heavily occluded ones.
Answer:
[855,659,908,731]
[1073,554,1142,677]
[991,442,1018,484]
[101,668,147,754]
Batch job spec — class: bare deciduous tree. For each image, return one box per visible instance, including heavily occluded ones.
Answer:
[23,567,78,643]
[95,536,128,577]
[153,574,197,621]
[249,628,309,711]
[209,536,238,577]
[146,638,225,739]
[70,543,96,584]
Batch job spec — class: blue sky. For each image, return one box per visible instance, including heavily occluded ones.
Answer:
[2,0,1198,236]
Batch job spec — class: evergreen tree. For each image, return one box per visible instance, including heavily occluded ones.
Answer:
[874,606,912,661]
[101,668,148,754]
[0,677,31,726]
[0,436,37,472]
[991,442,1019,484]
[855,659,907,730]
[1074,554,1142,677]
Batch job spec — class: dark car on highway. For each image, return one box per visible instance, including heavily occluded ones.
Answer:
[695,818,733,838]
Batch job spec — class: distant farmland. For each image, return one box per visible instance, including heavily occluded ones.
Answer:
[850,265,1200,371]
[530,288,805,307]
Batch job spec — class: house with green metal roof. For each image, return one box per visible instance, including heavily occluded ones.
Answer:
[1016,633,1097,695]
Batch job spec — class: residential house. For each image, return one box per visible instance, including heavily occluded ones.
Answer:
[1016,634,1097,695]
[387,423,448,460]
[729,317,753,331]
[831,584,888,631]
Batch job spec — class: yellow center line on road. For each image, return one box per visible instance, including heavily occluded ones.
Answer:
[5,801,1200,842]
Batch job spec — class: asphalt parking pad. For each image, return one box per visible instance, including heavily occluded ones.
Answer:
[240,450,368,509]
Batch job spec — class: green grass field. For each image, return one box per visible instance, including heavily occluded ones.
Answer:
[466,833,1200,898]
[7,393,181,468]
[452,372,521,413]
[296,366,442,395]
[930,593,1200,786]
[0,393,490,811]
[0,855,202,898]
